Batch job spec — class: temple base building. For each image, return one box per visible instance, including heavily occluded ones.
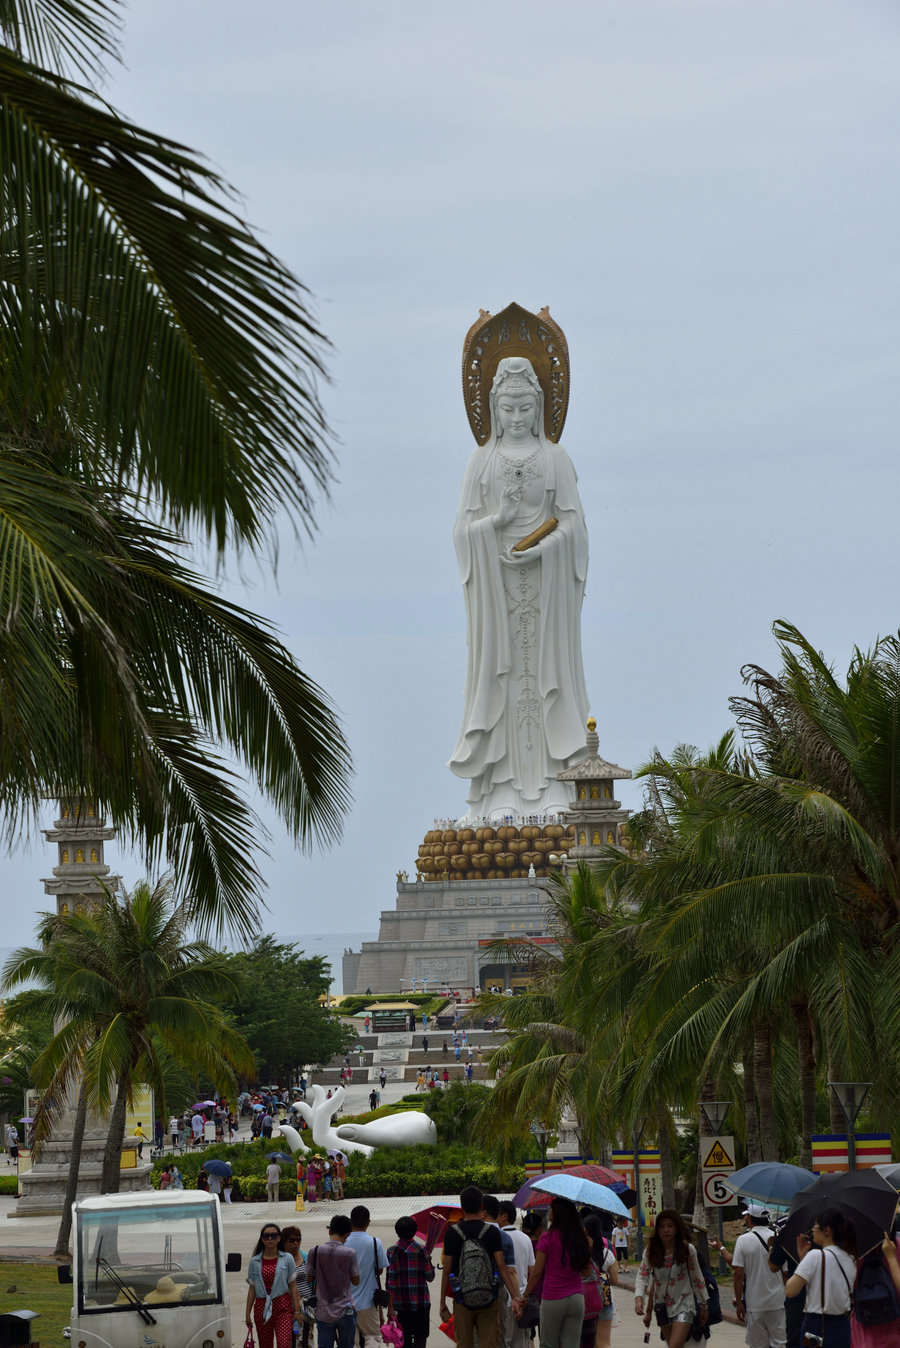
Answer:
[343,725,631,995]
[344,867,561,996]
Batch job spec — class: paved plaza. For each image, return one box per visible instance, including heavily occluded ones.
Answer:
[0,1189,747,1347]
[0,1077,747,1344]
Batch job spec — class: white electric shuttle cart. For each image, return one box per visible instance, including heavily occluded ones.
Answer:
[59,1189,242,1348]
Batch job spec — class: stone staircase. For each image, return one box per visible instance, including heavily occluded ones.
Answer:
[313,1026,505,1088]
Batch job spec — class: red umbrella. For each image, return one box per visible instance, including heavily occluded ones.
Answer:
[520,1188,553,1210]
[424,1211,450,1256]
[409,1203,462,1247]
[513,1164,628,1208]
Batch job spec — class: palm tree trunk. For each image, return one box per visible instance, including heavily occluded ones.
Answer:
[101,1074,131,1193]
[791,999,816,1169]
[657,1113,676,1209]
[742,1037,761,1165]
[55,1081,88,1258]
[754,1025,778,1160]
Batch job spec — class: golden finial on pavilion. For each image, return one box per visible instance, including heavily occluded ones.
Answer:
[586,717,596,732]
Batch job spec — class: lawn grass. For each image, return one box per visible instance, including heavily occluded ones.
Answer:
[0,1259,72,1341]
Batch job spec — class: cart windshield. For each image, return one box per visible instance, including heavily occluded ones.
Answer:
[77,1200,222,1314]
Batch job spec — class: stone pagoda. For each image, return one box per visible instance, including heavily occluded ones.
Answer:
[40,798,121,916]
[556,718,632,865]
[14,800,150,1216]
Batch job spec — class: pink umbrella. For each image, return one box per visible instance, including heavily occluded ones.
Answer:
[409,1203,461,1250]
[424,1210,449,1256]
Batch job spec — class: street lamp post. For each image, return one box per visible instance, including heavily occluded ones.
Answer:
[701,1101,731,1136]
[828,1082,872,1171]
[701,1101,731,1276]
[531,1121,550,1174]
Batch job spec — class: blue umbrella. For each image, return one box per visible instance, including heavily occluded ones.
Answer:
[875,1164,900,1189]
[531,1172,631,1217]
[266,1152,294,1163]
[721,1162,816,1210]
[202,1159,233,1177]
[513,1165,630,1208]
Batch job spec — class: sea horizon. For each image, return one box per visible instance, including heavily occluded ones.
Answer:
[0,931,378,996]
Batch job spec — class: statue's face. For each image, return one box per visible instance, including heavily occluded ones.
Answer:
[496,392,537,444]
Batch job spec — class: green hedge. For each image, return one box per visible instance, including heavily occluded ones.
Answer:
[151,1137,523,1201]
[0,1175,16,1196]
[341,1164,509,1198]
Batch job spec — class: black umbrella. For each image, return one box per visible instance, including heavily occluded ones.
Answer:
[266,1152,294,1163]
[781,1169,899,1257]
[202,1159,233,1177]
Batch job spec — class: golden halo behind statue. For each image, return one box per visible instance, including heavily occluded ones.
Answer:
[462,302,570,446]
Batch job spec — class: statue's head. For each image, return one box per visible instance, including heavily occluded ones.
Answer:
[489,357,545,446]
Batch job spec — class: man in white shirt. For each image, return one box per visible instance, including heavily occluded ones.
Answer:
[498,1201,536,1348]
[731,1204,786,1348]
[265,1161,281,1202]
[345,1204,389,1348]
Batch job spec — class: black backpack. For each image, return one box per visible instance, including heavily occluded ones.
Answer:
[854,1254,900,1327]
[689,1260,722,1342]
[455,1224,496,1309]
[703,1266,723,1326]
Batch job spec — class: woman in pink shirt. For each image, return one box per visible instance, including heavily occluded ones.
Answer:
[522,1197,591,1348]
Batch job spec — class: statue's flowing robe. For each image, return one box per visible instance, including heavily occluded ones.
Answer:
[448,439,589,815]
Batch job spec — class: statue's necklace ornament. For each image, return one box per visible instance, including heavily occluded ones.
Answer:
[498,446,541,486]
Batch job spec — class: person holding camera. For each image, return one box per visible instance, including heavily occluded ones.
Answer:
[634,1209,709,1348]
[784,1209,856,1348]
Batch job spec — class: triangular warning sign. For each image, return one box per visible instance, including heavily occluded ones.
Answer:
[704,1139,733,1169]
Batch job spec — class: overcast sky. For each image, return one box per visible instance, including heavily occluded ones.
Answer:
[4,0,900,962]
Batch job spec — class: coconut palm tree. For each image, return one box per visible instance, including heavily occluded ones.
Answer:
[0,475,350,934]
[0,1,351,932]
[595,736,828,1172]
[594,623,900,1168]
[476,862,641,1162]
[2,876,255,1251]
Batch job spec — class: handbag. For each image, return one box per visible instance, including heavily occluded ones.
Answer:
[304,1246,318,1310]
[296,1252,312,1302]
[373,1236,390,1308]
[243,1330,255,1348]
[582,1259,610,1316]
[381,1317,404,1347]
[438,1313,456,1342]
[515,1293,541,1328]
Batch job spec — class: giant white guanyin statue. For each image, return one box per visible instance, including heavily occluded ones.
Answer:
[448,304,590,820]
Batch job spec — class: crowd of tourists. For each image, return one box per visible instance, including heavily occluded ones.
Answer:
[242,1179,900,1348]
[162,1087,306,1152]
[297,1154,347,1204]
[414,1066,473,1090]
[708,1200,900,1348]
[243,1185,625,1348]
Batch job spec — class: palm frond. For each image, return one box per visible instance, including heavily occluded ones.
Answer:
[0,47,332,551]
